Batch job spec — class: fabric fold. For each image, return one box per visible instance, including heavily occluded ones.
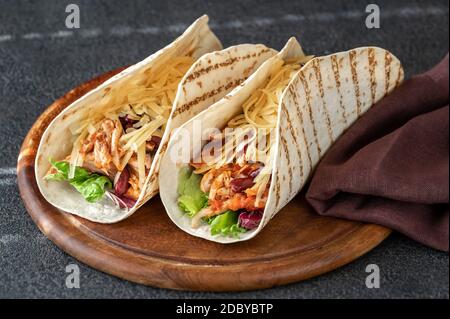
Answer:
[306,54,449,251]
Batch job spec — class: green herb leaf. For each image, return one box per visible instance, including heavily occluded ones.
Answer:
[210,211,247,237]
[203,215,216,225]
[177,166,208,217]
[70,175,112,203]
[177,166,192,195]
[45,160,112,203]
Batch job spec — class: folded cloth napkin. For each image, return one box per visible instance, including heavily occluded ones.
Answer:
[306,54,449,251]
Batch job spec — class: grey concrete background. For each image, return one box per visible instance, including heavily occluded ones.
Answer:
[0,0,448,298]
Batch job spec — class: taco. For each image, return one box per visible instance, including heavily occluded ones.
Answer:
[35,15,276,223]
[159,37,404,243]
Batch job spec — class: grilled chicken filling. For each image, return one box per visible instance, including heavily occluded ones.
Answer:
[177,54,313,235]
[48,118,159,201]
[193,163,267,216]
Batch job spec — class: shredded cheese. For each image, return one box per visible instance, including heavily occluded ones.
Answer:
[137,142,146,191]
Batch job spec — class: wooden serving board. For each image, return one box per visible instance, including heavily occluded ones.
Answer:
[17,68,391,291]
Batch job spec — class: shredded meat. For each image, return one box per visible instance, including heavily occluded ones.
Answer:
[78,119,125,178]
[124,172,140,200]
[101,119,114,141]
[93,132,112,169]
[49,153,117,179]
[49,118,153,202]
[80,133,95,155]
[84,152,117,178]
[195,163,267,214]
[210,192,267,213]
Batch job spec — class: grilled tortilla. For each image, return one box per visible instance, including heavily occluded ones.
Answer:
[159,37,404,243]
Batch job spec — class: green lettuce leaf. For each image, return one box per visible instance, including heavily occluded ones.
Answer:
[45,159,112,203]
[210,211,246,237]
[177,166,208,217]
[69,175,112,203]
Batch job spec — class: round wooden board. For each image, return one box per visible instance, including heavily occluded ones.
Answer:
[17,67,391,291]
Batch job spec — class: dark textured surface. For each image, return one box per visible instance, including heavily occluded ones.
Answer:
[0,0,448,298]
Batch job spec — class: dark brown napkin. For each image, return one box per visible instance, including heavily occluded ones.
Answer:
[306,54,449,251]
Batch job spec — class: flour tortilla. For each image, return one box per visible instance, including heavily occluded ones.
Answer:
[159,37,404,243]
[35,15,276,223]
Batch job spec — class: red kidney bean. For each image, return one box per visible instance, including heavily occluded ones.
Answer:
[239,211,263,230]
[119,195,136,208]
[249,166,263,178]
[239,164,263,178]
[238,165,252,176]
[114,167,130,196]
[230,177,254,193]
[150,135,162,148]
[119,115,138,130]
